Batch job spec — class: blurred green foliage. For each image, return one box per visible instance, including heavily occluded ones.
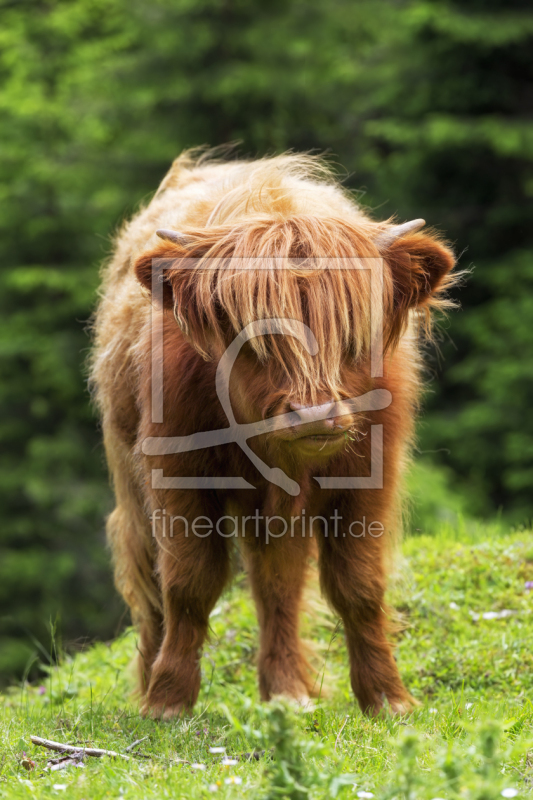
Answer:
[0,0,532,678]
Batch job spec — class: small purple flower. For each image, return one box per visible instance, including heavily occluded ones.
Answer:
[38,685,46,695]
[525,581,533,591]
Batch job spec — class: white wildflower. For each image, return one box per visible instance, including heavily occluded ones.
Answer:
[483,610,515,620]
[471,609,516,621]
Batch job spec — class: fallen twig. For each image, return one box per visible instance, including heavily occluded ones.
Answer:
[125,736,149,753]
[46,753,86,772]
[30,736,130,761]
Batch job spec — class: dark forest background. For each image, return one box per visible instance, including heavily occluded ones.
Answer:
[1,0,532,679]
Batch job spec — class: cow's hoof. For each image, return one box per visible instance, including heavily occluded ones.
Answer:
[141,701,188,720]
[379,693,418,716]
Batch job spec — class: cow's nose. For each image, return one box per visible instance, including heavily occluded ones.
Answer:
[289,400,335,425]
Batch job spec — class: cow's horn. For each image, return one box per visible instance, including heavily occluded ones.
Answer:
[376,219,426,248]
[156,229,191,245]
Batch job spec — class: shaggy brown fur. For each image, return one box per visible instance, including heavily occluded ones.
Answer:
[90,150,456,718]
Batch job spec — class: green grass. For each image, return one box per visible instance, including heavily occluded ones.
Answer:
[2,523,533,798]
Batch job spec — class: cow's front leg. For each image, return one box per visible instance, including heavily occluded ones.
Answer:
[143,496,231,719]
[137,606,165,694]
[241,532,315,705]
[317,503,414,716]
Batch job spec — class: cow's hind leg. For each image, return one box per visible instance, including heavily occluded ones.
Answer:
[105,501,163,691]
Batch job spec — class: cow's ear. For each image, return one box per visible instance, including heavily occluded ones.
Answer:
[385,232,456,313]
[134,244,183,307]
[134,242,220,358]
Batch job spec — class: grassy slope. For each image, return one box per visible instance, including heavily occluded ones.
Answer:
[1,523,533,799]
